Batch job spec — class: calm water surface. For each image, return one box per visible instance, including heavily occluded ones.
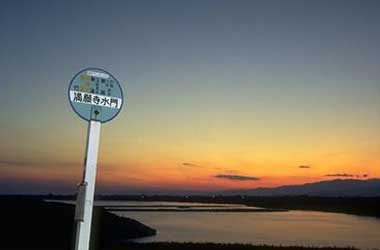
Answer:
[107,201,380,250]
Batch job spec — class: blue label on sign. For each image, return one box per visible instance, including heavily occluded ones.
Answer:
[68,68,124,123]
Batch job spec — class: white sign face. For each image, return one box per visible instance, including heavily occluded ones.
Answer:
[69,90,122,109]
[68,68,124,123]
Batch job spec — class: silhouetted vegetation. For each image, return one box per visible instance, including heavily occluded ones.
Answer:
[116,242,359,250]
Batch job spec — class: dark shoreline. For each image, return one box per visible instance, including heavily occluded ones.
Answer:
[104,195,380,218]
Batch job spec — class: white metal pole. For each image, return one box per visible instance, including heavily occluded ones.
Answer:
[74,120,101,250]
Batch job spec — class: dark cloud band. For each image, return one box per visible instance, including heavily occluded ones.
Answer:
[325,173,354,177]
[215,174,260,181]
[299,165,311,169]
[182,163,202,168]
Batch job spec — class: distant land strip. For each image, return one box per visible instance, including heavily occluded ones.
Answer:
[106,208,287,212]
[99,195,380,218]
[5,194,380,218]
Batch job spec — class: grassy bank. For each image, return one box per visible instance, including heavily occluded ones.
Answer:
[116,242,359,250]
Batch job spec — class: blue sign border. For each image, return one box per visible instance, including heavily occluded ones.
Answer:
[68,67,125,123]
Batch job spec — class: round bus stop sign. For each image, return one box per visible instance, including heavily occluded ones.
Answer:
[68,68,124,123]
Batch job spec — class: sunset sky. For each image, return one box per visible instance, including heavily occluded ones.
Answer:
[1,0,379,194]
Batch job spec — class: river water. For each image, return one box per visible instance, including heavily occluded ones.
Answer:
[105,201,380,250]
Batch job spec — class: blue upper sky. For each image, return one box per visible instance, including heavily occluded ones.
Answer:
[0,0,379,194]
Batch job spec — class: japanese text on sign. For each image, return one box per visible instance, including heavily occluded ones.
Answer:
[70,90,122,109]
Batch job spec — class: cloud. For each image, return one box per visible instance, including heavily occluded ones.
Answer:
[325,173,354,177]
[0,159,80,168]
[0,160,30,167]
[299,165,311,169]
[182,163,203,168]
[214,174,261,181]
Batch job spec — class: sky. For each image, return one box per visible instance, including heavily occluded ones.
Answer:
[0,0,379,194]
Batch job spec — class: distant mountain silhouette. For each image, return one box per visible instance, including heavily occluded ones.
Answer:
[218,179,380,197]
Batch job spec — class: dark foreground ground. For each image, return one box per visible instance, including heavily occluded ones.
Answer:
[0,196,155,250]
